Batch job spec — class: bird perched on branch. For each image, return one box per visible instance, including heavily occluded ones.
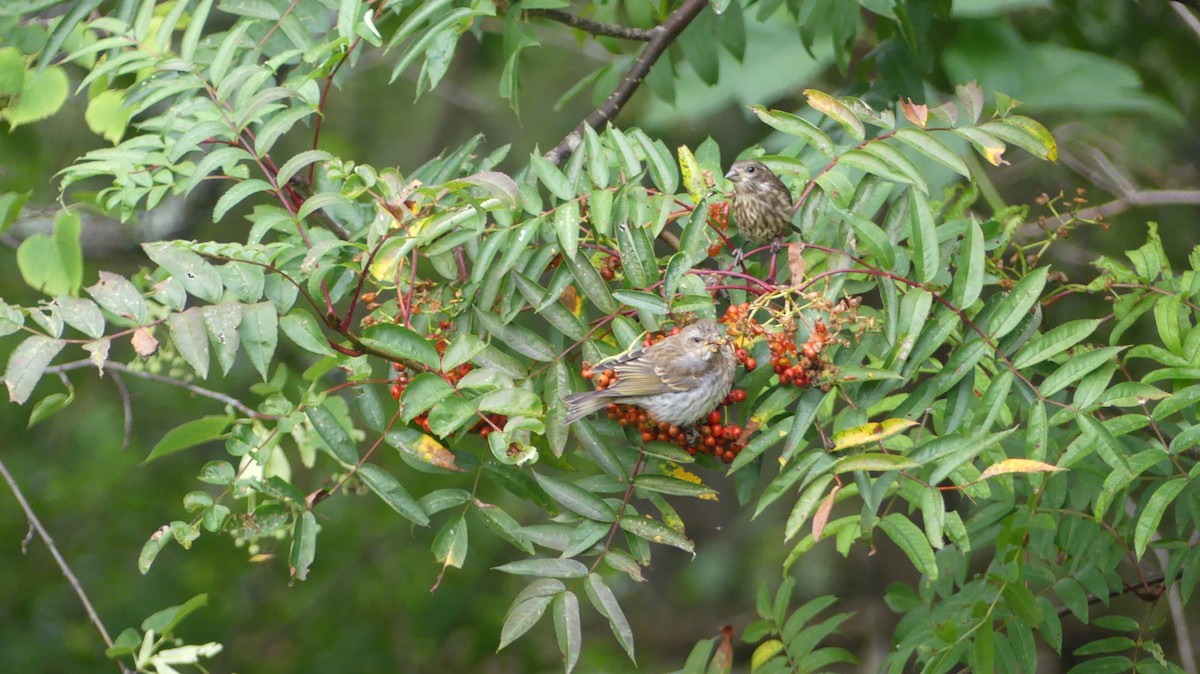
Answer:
[725,159,795,246]
[563,319,736,427]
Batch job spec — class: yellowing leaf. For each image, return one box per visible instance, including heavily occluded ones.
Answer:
[666,463,718,501]
[804,89,864,141]
[369,237,407,282]
[414,433,463,472]
[678,145,704,203]
[979,459,1065,480]
[831,418,918,451]
[751,640,784,673]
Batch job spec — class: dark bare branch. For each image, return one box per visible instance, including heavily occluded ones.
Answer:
[544,0,710,165]
[526,8,655,41]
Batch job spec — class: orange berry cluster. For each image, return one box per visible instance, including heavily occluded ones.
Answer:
[706,202,731,257]
[605,387,749,463]
[765,322,821,388]
[708,200,730,230]
[599,254,623,281]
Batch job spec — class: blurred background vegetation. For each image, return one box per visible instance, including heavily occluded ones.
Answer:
[1,0,1198,671]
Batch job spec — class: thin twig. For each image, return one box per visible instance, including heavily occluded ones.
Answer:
[544,0,710,165]
[526,8,655,41]
[44,360,267,418]
[0,455,128,674]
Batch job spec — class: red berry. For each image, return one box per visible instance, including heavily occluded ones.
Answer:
[707,410,722,424]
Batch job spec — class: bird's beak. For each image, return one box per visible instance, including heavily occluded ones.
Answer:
[723,168,736,180]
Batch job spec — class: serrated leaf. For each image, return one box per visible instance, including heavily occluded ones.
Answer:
[1134,478,1188,558]
[892,128,970,179]
[168,308,210,378]
[879,513,937,580]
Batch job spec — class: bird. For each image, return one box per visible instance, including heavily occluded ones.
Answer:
[563,319,737,427]
[724,159,796,245]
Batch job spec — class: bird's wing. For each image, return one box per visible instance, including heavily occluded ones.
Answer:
[612,352,708,394]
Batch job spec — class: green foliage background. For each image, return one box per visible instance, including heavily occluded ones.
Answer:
[1,1,1199,673]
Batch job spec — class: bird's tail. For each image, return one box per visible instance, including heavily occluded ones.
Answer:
[563,390,613,425]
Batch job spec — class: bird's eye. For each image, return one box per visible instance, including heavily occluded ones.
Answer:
[691,336,703,343]
[746,165,756,173]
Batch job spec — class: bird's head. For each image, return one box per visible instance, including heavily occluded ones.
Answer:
[724,159,769,185]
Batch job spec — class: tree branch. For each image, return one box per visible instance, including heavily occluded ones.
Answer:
[1023,189,1200,237]
[0,455,129,674]
[526,8,655,41]
[544,0,710,165]
[44,360,268,419]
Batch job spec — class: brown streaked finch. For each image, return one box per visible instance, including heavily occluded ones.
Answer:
[725,159,796,245]
[564,319,737,427]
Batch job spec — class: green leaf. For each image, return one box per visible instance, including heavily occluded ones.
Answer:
[950,219,985,308]
[878,513,937,580]
[987,267,1048,340]
[360,323,440,370]
[28,389,73,427]
[474,309,557,361]
[238,301,278,380]
[1134,478,1188,558]
[533,472,616,522]
[586,573,635,662]
[87,268,147,323]
[892,128,970,179]
[358,463,430,526]
[498,591,555,651]
[144,416,233,464]
[212,179,272,222]
[748,105,833,155]
[1039,346,1123,397]
[1012,318,1102,369]
[611,289,668,314]
[530,153,574,201]
[3,65,68,128]
[553,199,580,261]
[564,250,616,313]
[433,514,468,569]
[137,596,208,644]
[84,89,131,144]
[494,558,589,578]
[306,404,359,465]
[427,396,479,437]
[168,308,210,378]
[280,309,336,357]
[400,373,455,422]
[633,474,716,499]
[908,189,938,284]
[619,515,694,555]
[477,387,542,417]
[289,511,317,582]
[17,210,82,296]
[553,591,582,673]
[143,242,223,303]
